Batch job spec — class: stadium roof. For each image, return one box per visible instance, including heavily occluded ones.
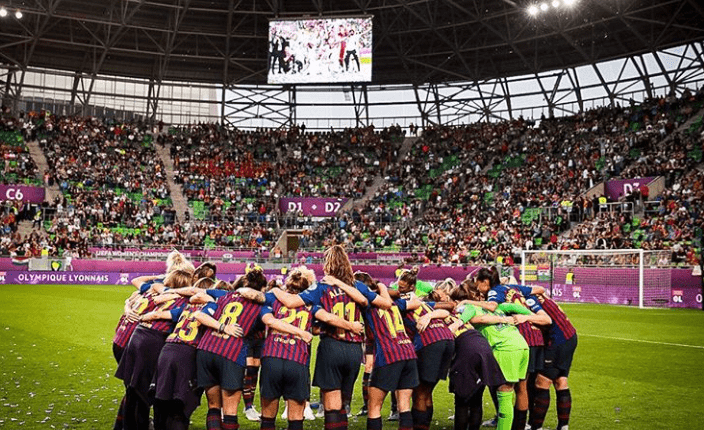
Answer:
[0,0,703,86]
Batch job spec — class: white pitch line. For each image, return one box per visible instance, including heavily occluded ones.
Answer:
[581,333,704,350]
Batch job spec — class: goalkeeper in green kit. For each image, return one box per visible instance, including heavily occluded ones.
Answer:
[453,279,551,430]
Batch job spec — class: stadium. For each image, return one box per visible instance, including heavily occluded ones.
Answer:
[0,0,703,429]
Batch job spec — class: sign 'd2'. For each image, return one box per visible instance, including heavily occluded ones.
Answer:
[279,197,349,217]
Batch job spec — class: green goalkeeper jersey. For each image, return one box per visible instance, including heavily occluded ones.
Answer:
[459,305,528,352]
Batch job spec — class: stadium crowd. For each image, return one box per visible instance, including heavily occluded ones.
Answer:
[165,123,404,220]
[0,88,702,266]
[0,108,40,186]
[303,89,704,265]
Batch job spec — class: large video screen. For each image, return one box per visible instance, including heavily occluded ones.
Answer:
[268,17,372,84]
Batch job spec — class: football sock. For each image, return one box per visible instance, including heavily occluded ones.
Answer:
[490,386,499,413]
[411,408,429,430]
[362,371,371,409]
[152,399,168,430]
[399,411,413,430]
[529,388,550,430]
[324,410,347,430]
[497,391,514,430]
[206,408,222,430]
[556,389,572,429]
[339,409,349,429]
[243,365,259,409]
[511,408,527,430]
[260,417,276,430]
[367,417,383,430]
[113,395,126,430]
[287,419,304,430]
[454,396,471,430]
[166,403,189,430]
[454,390,484,430]
[391,393,398,413]
[527,373,537,421]
[222,414,239,430]
[468,387,485,430]
[124,388,150,430]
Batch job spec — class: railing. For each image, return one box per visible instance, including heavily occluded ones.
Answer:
[521,201,634,227]
[644,200,663,216]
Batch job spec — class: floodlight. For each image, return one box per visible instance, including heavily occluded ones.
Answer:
[15,9,22,19]
[528,5,539,15]
[0,7,7,17]
[552,0,560,8]
[540,3,549,11]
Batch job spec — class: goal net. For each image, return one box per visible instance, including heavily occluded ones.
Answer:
[520,249,672,308]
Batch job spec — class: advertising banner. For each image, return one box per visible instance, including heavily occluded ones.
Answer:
[87,248,267,260]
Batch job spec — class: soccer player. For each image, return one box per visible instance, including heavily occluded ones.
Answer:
[151,277,222,430]
[268,245,391,430]
[513,291,577,430]
[242,329,264,421]
[391,267,434,298]
[475,268,551,430]
[358,322,375,417]
[397,274,455,430]
[444,304,506,430]
[112,275,174,430]
[115,270,192,430]
[455,285,527,430]
[231,267,266,422]
[355,272,419,430]
[253,268,364,430]
[194,268,267,430]
[112,251,196,430]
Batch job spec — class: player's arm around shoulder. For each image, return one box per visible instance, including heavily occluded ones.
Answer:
[262,313,313,344]
[274,286,308,308]
[314,307,364,336]
[321,275,371,307]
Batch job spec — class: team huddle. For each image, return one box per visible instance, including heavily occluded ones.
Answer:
[111,245,577,430]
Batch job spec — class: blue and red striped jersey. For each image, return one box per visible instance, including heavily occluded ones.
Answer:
[166,302,216,347]
[197,292,263,366]
[402,302,455,351]
[488,285,544,347]
[364,299,416,367]
[260,301,320,365]
[140,296,188,333]
[531,294,576,346]
[113,291,160,348]
[299,280,377,343]
[446,310,476,338]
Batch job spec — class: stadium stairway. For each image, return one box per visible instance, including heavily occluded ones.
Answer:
[16,220,34,239]
[153,142,190,223]
[25,139,62,203]
[345,136,418,212]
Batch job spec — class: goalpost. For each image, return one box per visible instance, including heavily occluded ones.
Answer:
[520,249,672,308]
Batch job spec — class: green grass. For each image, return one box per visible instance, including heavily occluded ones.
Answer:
[1,285,703,429]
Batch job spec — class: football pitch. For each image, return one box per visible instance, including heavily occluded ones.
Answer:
[1,284,703,429]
